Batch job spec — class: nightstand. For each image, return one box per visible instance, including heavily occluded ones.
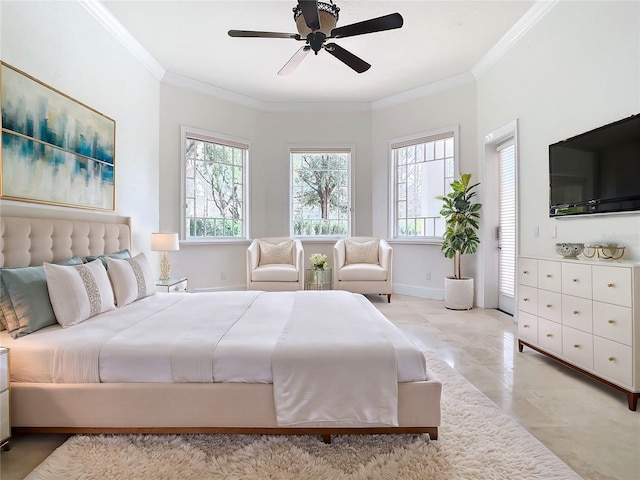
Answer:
[155,277,188,293]
[0,347,10,450]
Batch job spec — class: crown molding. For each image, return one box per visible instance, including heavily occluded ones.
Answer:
[77,0,165,80]
[371,72,476,110]
[162,72,264,110]
[78,0,556,111]
[472,0,558,79]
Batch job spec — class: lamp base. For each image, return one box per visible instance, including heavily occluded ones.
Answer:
[159,251,171,281]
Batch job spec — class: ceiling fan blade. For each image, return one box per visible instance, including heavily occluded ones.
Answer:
[278,46,311,76]
[228,30,300,39]
[330,12,403,39]
[324,43,370,73]
[298,0,320,31]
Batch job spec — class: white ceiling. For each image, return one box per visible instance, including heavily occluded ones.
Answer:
[99,0,538,105]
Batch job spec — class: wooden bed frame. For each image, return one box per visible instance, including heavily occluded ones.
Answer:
[1,215,442,442]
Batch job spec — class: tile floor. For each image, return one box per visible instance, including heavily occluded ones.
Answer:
[2,294,639,480]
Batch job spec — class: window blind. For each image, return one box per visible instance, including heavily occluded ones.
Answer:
[498,140,516,298]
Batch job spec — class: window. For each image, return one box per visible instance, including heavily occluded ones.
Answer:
[390,127,457,239]
[290,147,351,237]
[182,127,249,240]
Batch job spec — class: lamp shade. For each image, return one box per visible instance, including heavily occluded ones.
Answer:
[151,233,179,252]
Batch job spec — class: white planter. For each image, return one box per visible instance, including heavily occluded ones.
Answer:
[444,277,474,310]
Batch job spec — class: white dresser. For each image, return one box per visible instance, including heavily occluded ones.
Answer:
[0,347,9,448]
[517,256,639,410]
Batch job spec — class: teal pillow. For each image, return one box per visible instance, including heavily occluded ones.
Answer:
[85,249,131,268]
[0,256,83,338]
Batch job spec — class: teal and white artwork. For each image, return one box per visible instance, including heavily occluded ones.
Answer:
[1,62,115,210]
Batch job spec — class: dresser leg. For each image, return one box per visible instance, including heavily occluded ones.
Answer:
[628,392,639,411]
[518,340,524,353]
[1,441,10,452]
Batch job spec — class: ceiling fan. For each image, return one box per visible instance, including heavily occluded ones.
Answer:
[228,0,403,75]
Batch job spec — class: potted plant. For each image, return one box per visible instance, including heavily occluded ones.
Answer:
[439,173,482,310]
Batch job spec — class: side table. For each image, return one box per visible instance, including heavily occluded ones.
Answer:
[305,269,332,291]
[156,276,188,293]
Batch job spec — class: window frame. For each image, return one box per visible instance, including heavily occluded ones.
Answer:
[180,125,250,244]
[388,125,459,243]
[289,144,354,240]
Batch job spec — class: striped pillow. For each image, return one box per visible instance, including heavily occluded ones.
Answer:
[106,253,157,307]
[43,259,116,327]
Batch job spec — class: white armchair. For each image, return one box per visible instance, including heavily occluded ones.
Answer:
[247,237,304,291]
[333,237,393,302]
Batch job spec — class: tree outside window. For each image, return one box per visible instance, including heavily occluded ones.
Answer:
[184,134,247,239]
[291,150,351,237]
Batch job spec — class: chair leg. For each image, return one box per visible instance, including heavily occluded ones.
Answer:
[387,294,391,303]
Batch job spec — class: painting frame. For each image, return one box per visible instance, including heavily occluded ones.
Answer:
[0,62,116,211]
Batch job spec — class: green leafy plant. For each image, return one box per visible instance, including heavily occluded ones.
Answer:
[439,173,482,279]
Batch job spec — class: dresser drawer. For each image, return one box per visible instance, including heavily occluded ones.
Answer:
[562,263,592,299]
[562,326,593,370]
[538,318,562,355]
[538,260,562,292]
[593,301,633,346]
[593,336,633,387]
[538,290,562,322]
[0,351,7,392]
[518,258,538,287]
[518,285,538,315]
[561,295,593,333]
[518,311,538,344]
[592,266,632,307]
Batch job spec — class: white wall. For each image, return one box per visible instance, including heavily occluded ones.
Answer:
[371,82,478,299]
[0,1,160,254]
[477,1,640,262]
[160,83,372,290]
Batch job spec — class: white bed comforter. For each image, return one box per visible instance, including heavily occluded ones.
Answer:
[3,290,427,426]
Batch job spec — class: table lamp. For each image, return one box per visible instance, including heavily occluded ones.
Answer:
[151,233,179,281]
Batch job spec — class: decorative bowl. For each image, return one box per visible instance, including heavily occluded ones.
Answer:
[555,243,585,258]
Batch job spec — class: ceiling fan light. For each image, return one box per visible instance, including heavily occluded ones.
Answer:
[293,2,339,36]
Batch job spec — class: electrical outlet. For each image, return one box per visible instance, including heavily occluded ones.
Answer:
[221,272,226,281]
[425,272,431,280]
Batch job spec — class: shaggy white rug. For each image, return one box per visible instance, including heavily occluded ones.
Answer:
[26,353,582,480]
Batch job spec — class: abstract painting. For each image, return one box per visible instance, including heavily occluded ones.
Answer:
[1,62,115,210]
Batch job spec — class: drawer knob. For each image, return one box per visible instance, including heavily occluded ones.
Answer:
[546,274,552,278]
[607,319,615,324]
[523,298,529,302]
[572,278,578,283]
[573,344,580,349]
[608,357,616,362]
[572,310,579,315]
[523,324,530,328]
[607,283,614,288]
[546,304,552,308]
[523,270,529,275]
[546,333,553,338]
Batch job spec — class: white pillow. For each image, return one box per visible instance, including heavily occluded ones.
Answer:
[345,239,379,265]
[43,259,116,327]
[106,253,157,307]
[259,240,294,265]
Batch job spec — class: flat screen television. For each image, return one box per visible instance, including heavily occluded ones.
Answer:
[549,113,640,217]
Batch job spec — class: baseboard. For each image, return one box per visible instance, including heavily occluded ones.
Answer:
[392,284,444,300]
[189,285,247,293]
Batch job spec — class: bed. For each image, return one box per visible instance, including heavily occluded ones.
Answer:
[0,215,442,441]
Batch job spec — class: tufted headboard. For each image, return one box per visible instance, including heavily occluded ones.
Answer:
[0,216,131,268]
